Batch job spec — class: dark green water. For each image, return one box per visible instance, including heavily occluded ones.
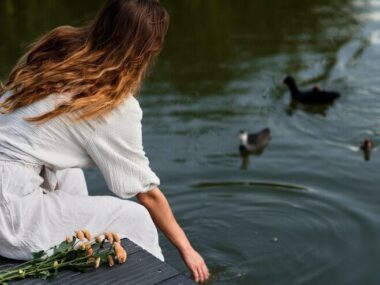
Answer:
[1,1,380,284]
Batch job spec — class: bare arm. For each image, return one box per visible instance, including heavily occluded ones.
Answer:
[137,187,209,283]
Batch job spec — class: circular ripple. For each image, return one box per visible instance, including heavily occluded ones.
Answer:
[165,181,375,285]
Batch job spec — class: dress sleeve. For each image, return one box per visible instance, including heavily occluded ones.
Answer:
[84,97,160,199]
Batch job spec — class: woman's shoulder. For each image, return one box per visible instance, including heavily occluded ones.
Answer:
[86,95,143,136]
[110,95,143,122]
[120,95,142,114]
[83,95,144,146]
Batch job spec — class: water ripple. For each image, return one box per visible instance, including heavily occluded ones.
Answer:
[191,180,311,193]
[169,181,375,285]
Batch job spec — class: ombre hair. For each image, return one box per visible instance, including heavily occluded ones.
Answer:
[0,0,169,123]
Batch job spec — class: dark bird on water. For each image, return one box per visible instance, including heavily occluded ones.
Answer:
[361,138,373,151]
[360,138,373,161]
[238,128,271,156]
[283,75,340,104]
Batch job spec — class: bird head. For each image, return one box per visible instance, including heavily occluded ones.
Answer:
[283,75,295,86]
[261,128,271,135]
[238,130,248,143]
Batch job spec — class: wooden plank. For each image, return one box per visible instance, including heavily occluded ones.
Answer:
[55,250,178,285]
[0,238,194,285]
[156,274,197,285]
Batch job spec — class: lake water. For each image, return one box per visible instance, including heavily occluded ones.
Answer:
[1,0,380,284]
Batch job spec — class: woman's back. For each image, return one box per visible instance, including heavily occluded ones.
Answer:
[0,91,141,170]
[0,89,159,198]
[0,91,93,168]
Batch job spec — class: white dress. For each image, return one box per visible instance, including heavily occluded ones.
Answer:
[0,91,163,261]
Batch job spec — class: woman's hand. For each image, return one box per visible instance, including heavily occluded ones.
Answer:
[180,247,209,283]
[137,188,210,283]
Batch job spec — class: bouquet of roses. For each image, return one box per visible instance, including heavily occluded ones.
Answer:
[0,230,127,284]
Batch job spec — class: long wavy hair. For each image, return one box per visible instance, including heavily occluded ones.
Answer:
[0,0,169,123]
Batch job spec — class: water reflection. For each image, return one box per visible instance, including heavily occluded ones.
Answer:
[286,100,331,116]
[0,0,103,78]
[240,155,250,170]
[149,0,359,96]
[0,0,359,90]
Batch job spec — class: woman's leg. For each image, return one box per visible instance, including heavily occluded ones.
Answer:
[54,169,162,257]
[11,190,163,261]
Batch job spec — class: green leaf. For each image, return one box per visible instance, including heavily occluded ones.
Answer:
[54,241,71,254]
[37,270,50,280]
[32,250,45,260]
[98,251,110,263]
[65,249,85,261]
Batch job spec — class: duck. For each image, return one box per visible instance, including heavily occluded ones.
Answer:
[238,128,271,156]
[360,138,373,161]
[360,138,373,151]
[283,75,340,104]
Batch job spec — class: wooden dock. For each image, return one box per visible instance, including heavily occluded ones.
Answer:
[0,238,195,285]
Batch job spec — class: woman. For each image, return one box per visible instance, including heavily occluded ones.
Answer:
[0,0,209,283]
